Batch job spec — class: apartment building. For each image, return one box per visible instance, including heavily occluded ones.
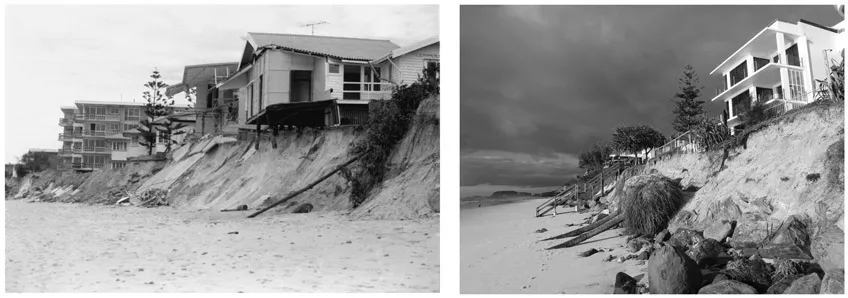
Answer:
[58,101,190,170]
[709,18,843,134]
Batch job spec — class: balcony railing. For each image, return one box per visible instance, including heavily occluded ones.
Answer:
[82,146,110,153]
[74,114,131,121]
[59,118,74,126]
[341,82,394,101]
[61,162,105,170]
[82,129,106,137]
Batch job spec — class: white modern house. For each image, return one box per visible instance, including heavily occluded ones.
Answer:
[709,18,844,134]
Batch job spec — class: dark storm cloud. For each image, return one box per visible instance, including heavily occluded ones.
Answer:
[460,5,842,187]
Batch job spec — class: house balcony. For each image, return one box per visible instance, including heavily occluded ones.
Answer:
[726,98,808,128]
[341,82,394,101]
[712,62,805,104]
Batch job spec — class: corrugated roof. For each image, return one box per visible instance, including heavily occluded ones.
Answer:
[247,32,400,61]
[392,36,439,58]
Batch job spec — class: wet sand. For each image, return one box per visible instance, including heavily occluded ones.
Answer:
[461,199,645,294]
[5,200,439,293]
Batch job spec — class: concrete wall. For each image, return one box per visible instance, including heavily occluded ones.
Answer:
[799,22,840,90]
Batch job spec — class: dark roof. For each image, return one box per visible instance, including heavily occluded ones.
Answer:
[247,32,399,61]
[799,19,839,33]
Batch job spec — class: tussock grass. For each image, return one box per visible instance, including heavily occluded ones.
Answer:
[617,174,684,236]
[772,258,801,281]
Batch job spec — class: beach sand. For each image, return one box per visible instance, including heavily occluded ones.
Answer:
[5,200,439,293]
[461,199,645,294]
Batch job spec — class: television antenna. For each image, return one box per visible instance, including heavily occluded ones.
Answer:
[300,21,329,35]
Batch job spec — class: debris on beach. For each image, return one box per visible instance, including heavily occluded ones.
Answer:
[577,248,600,257]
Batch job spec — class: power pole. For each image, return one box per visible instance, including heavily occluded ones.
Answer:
[300,21,329,35]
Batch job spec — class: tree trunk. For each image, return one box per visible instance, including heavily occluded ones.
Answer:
[547,214,624,250]
[541,211,620,241]
[247,154,363,218]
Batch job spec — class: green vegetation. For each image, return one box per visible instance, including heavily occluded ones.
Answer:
[342,65,439,207]
[611,125,667,163]
[578,142,612,176]
[137,69,184,155]
[13,151,54,177]
[690,117,731,152]
[816,50,844,103]
[671,65,706,134]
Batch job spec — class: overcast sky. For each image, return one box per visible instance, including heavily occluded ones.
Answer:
[4,5,438,163]
[460,5,842,195]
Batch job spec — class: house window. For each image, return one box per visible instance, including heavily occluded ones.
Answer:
[363,67,381,91]
[124,123,139,131]
[249,83,254,117]
[329,64,340,73]
[111,142,127,152]
[729,61,748,87]
[424,59,440,80]
[786,44,800,67]
[342,65,383,99]
[109,107,120,115]
[730,91,752,118]
[753,57,770,71]
[258,75,264,112]
[111,162,126,169]
[776,86,784,99]
[756,87,773,102]
[131,136,139,146]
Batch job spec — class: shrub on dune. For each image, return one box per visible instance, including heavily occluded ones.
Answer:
[617,174,684,236]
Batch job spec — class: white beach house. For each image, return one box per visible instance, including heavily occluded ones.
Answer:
[709,18,844,134]
[167,34,440,135]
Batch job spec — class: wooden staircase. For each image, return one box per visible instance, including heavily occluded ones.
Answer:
[535,162,639,217]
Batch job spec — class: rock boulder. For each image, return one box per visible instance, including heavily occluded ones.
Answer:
[647,245,702,294]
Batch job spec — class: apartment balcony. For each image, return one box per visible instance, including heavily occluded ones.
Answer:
[81,129,106,137]
[82,146,110,154]
[104,129,129,139]
[75,114,124,122]
[58,132,82,141]
[58,118,75,126]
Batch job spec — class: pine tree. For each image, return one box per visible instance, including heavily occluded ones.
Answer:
[671,65,706,134]
[137,69,174,155]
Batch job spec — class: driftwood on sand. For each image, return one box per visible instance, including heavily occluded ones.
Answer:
[246,155,362,219]
[541,211,620,242]
[546,214,624,250]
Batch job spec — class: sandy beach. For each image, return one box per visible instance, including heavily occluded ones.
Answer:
[461,199,645,294]
[5,200,439,293]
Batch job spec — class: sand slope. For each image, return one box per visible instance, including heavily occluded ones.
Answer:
[5,201,439,293]
[461,199,644,294]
